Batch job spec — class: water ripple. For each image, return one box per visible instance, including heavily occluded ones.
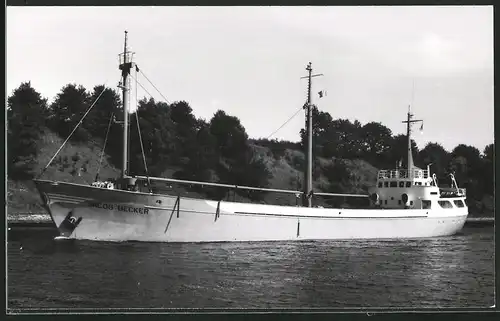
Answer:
[7,226,494,309]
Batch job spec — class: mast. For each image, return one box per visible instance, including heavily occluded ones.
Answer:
[402,105,423,171]
[301,62,323,207]
[118,31,135,179]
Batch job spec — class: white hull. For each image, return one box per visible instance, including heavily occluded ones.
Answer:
[34,180,468,242]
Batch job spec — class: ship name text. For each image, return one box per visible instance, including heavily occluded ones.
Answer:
[90,202,149,215]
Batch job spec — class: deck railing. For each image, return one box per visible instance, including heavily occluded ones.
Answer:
[378,169,429,180]
[135,175,369,198]
[440,187,467,197]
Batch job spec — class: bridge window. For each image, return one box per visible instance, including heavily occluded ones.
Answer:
[422,200,431,209]
[453,200,465,208]
[390,181,397,187]
[410,201,413,206]
[398,200,401,205]
[438,200,453,209]
[399,181,405,188]
[384,200,387,205]
[406,182,411,187]
[384,182,389,188]
[378,182,382,188]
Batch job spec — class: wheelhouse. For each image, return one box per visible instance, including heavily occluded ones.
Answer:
[370,165,466,210]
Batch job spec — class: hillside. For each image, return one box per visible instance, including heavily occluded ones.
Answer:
[8,130,120,214]
[7,81,493,219]
[7,130,379,215]
[7,130,493,218]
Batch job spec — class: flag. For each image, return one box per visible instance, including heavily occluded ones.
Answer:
[318,90,326,98]
[420,122,424,135]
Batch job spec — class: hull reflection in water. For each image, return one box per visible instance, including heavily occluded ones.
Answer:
[35,180,468,242]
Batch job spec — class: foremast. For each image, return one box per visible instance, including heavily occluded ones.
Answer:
[301,63,323,207]
[118,31,138,189]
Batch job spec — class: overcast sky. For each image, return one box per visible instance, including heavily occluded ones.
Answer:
[7,6,493,153]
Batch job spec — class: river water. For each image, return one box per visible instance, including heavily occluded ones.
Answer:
[7,225,495,311]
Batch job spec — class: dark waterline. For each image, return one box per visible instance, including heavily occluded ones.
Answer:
[7,225,495,310]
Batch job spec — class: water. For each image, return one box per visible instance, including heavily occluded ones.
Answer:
[7,225,495,310]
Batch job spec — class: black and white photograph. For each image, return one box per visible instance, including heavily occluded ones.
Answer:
[6,5,494,312]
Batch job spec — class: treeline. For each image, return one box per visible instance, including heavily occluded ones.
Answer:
[7,82,271,201]
[254,106,493,211]
[7,82,494,212]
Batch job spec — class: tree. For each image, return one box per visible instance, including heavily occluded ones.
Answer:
[299,106,334,157]
[216,152,272,202]
[349,119,365,158]
[418,142,450,181]
[85,85,122,141]
[483,143,494,162]
[299,108,365,159]
[481,143,494,195]
[209,110,249,159]
[322,159,353,207]
[49,84,91,142]
[168,101,200,166]
[7,82,49,179]
[384,134,419,169]
[448,144,483,201]
[360,122,393,167]
[169,101,197,129]
[209,110,271,199]
[450,144,482,178]
[323,119,355,158]
[127,98,176,176]
[173,120,219,184]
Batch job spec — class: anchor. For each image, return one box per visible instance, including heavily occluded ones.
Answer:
[59,209,83,237]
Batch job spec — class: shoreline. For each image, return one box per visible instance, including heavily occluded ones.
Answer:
[464,217,495,227]
[8,213,52,225]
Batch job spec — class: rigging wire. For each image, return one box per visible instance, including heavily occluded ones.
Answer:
[138,69,170,104]
[129,73,157,104]
[134,67,152,192]
[95,111,114,182]
[265,106,304,140]
[36,82,111,179]
[127,76,131,176]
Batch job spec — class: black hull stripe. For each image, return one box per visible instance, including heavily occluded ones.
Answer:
[234,212,430,219]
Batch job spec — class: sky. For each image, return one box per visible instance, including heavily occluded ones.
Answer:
[6,6,494,153]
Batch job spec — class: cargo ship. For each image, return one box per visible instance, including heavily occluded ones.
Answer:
[33,31,468,242]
